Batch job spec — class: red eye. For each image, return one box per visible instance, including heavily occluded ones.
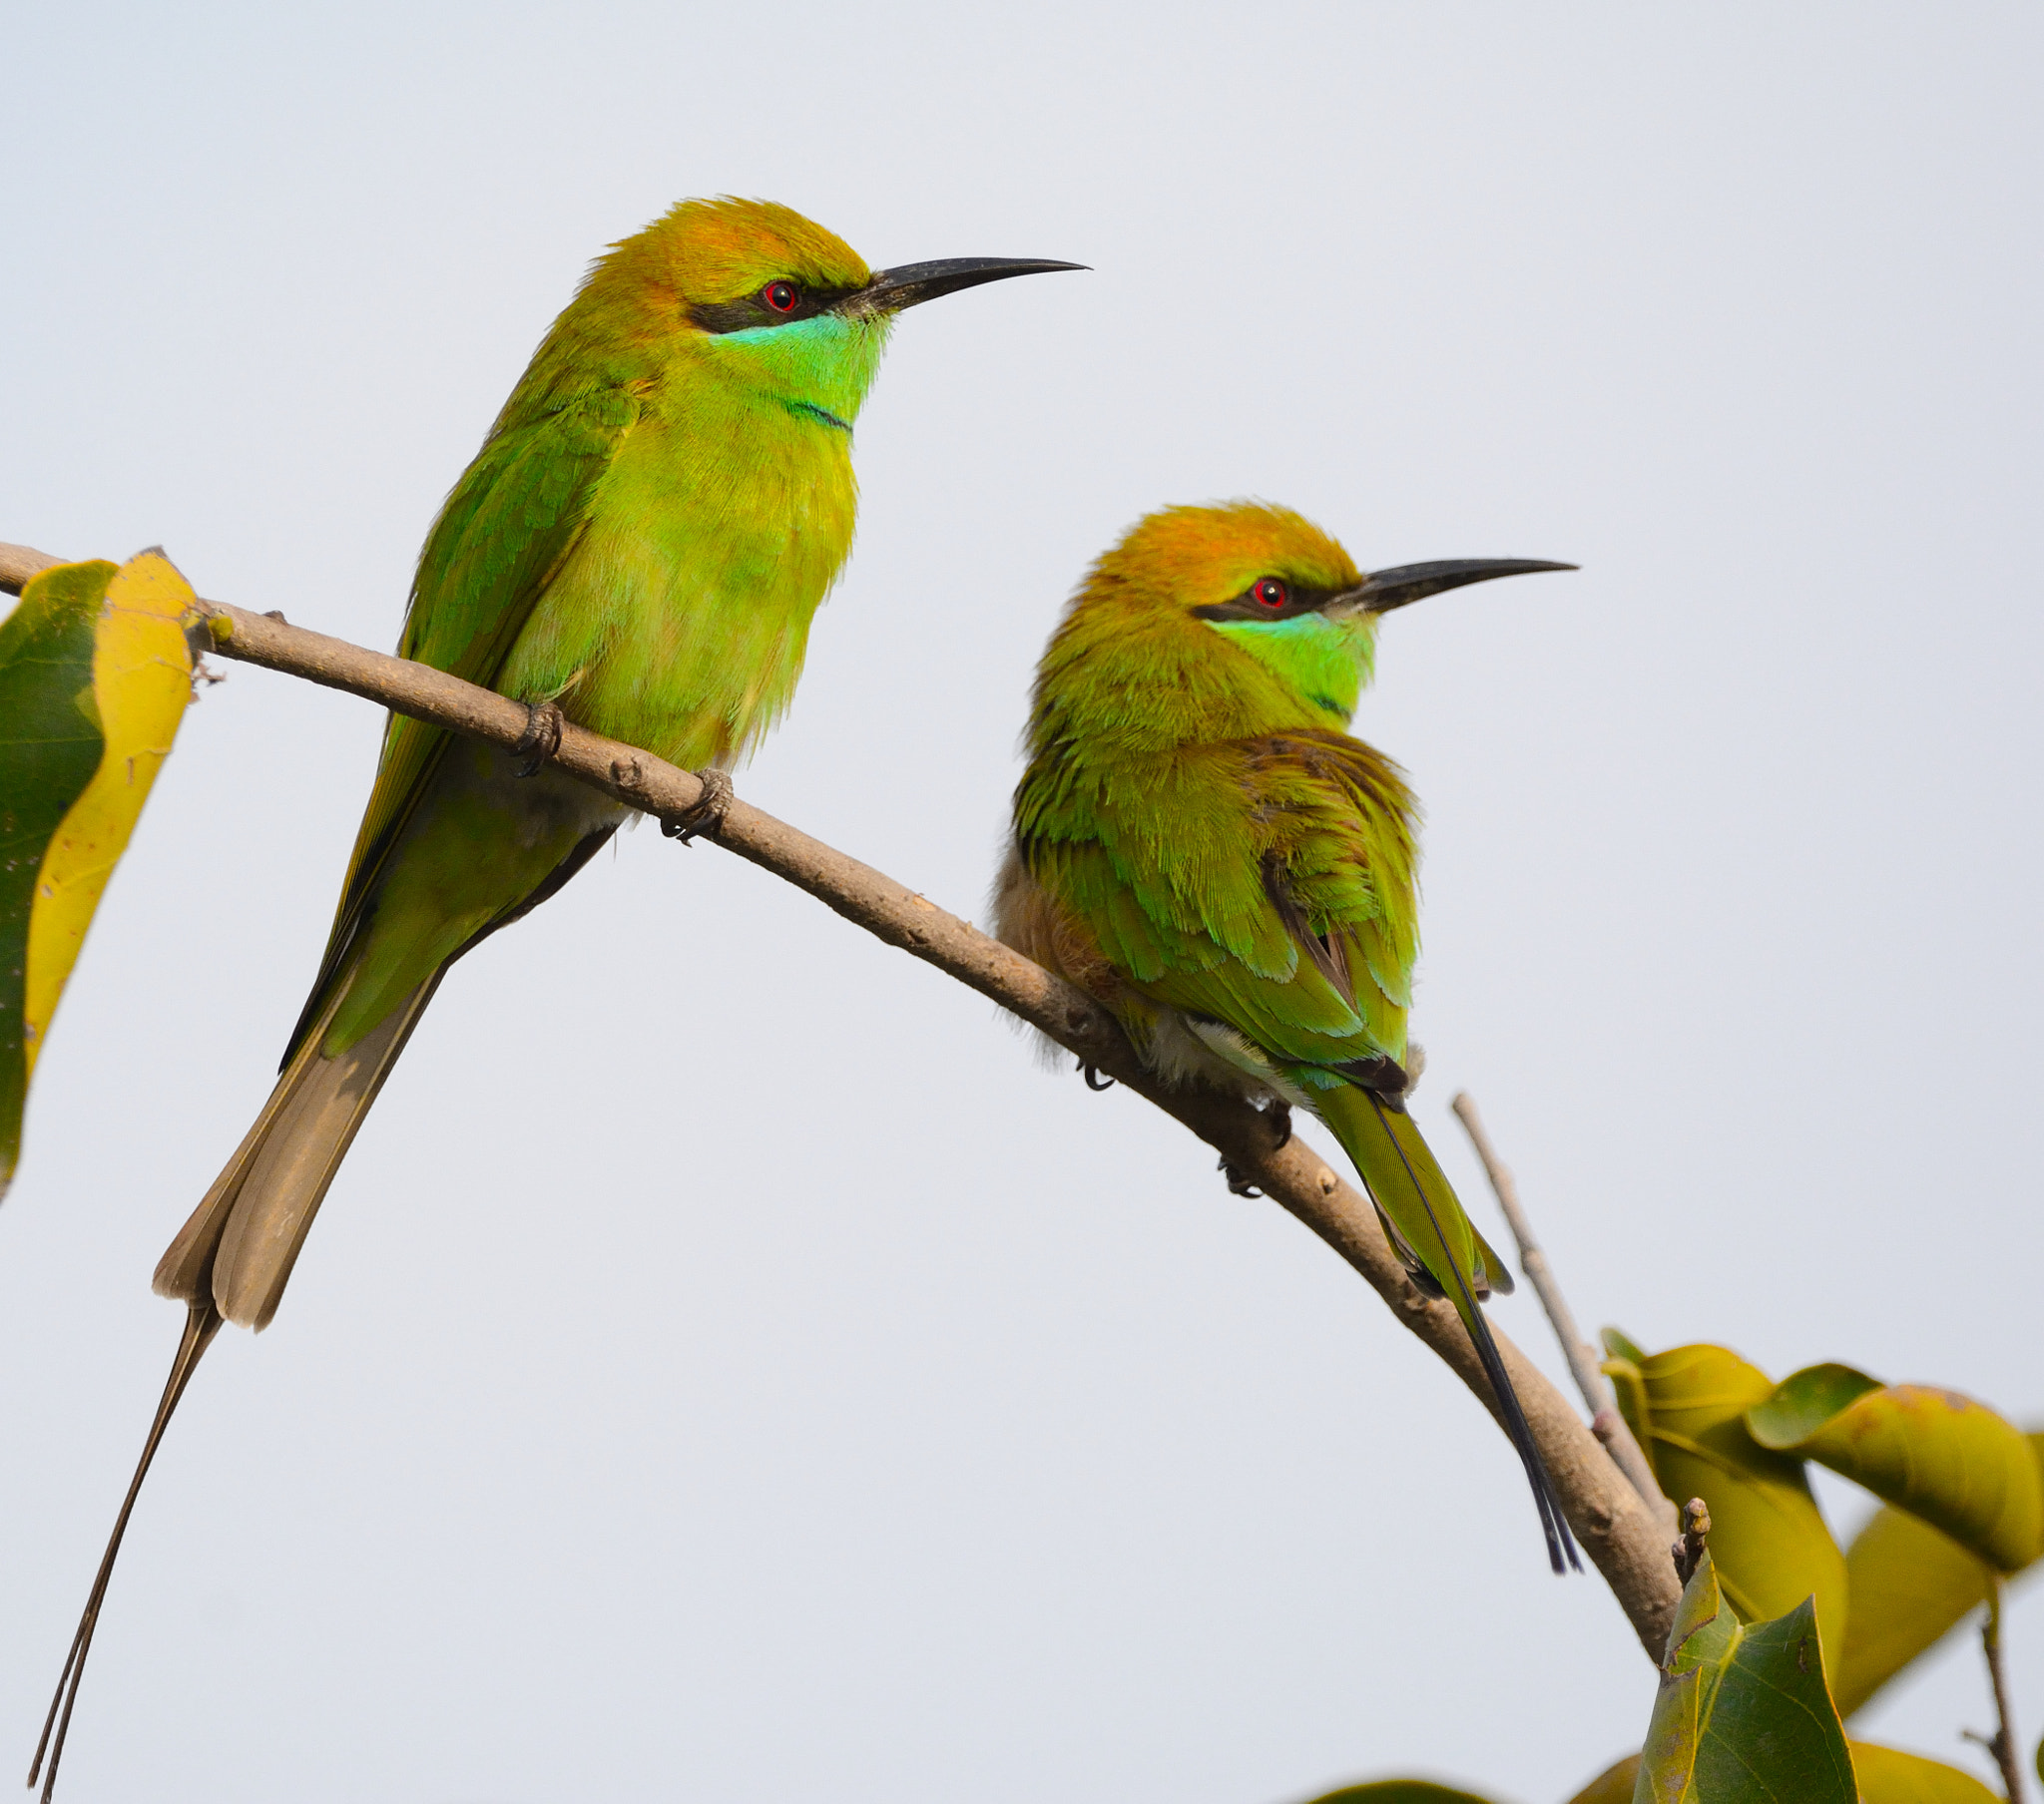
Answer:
[763,280,800,314]
[1252,578,1289,610]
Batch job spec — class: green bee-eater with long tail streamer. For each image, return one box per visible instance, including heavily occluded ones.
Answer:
[35,197,1078,1796]
[995,501,1580,1572]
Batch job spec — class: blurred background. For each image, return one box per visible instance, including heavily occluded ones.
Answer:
[5,4,2041,1800]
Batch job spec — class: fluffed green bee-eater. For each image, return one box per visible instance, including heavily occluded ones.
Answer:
[996,501,1580,1572]
[35,197,1078,1796]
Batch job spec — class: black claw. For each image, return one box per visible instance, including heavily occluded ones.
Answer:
[512,700,565,778]
[1218,1156,1264,1198]
[1079,1061,1116,1092]
[662,767,735,844]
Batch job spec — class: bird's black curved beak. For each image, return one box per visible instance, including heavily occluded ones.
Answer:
[840,256,1087,317]
[1351,559,1577,614]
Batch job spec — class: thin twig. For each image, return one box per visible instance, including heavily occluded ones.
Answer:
[0,541,1683,1659]
[1449,1093,1677,1535]
[1980,1582,2027,1803]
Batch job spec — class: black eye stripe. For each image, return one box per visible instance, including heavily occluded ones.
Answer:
[1190,579,1344,624]
[690,280,863,334]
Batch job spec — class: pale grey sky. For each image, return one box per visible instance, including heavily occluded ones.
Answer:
[4,4,2041,1800]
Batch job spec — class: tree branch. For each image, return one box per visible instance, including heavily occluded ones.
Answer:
[0,540,1682,1658]
[1450,1093,1678,1536]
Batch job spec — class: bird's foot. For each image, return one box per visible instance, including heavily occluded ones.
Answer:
[662,768,734,844]
[1265,1100,1292,1152]
[1078,1058,1116,1092]
[512,700,565,778]
[1218,1155,1264,1198]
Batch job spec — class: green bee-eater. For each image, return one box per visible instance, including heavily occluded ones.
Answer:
[35,197,1077,1796]
[995,502,1580,1571]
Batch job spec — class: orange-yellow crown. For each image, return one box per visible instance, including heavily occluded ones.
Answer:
[1089,502,1362,610]
[604,197,870,310]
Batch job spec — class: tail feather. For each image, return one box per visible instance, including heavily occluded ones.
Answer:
[155,977,439,1329]
[152,989,346,1308]
[41,811,613,1794]
[1314,1083,1582,1576]
[28,1303,222,1803]
[31,977,442,1800]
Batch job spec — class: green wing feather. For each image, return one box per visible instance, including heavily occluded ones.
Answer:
[1027,728,1524,1296]
[1023,727,1419,1059]
[285,361,639,1060]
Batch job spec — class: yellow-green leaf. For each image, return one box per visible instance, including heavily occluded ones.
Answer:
[0,551,193,1198]
[1564,1755,1638,1803]
[1831,1432,2043,1717]
[1747,1366,2043,1573]
[1847,1742,1999,1803]
[1573,1744,1995,1804]
[1,562,112,1194]
[1636,1551,1853,1803]
[1603,1333,1847,1665]
[1299,1785,1502,1804]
